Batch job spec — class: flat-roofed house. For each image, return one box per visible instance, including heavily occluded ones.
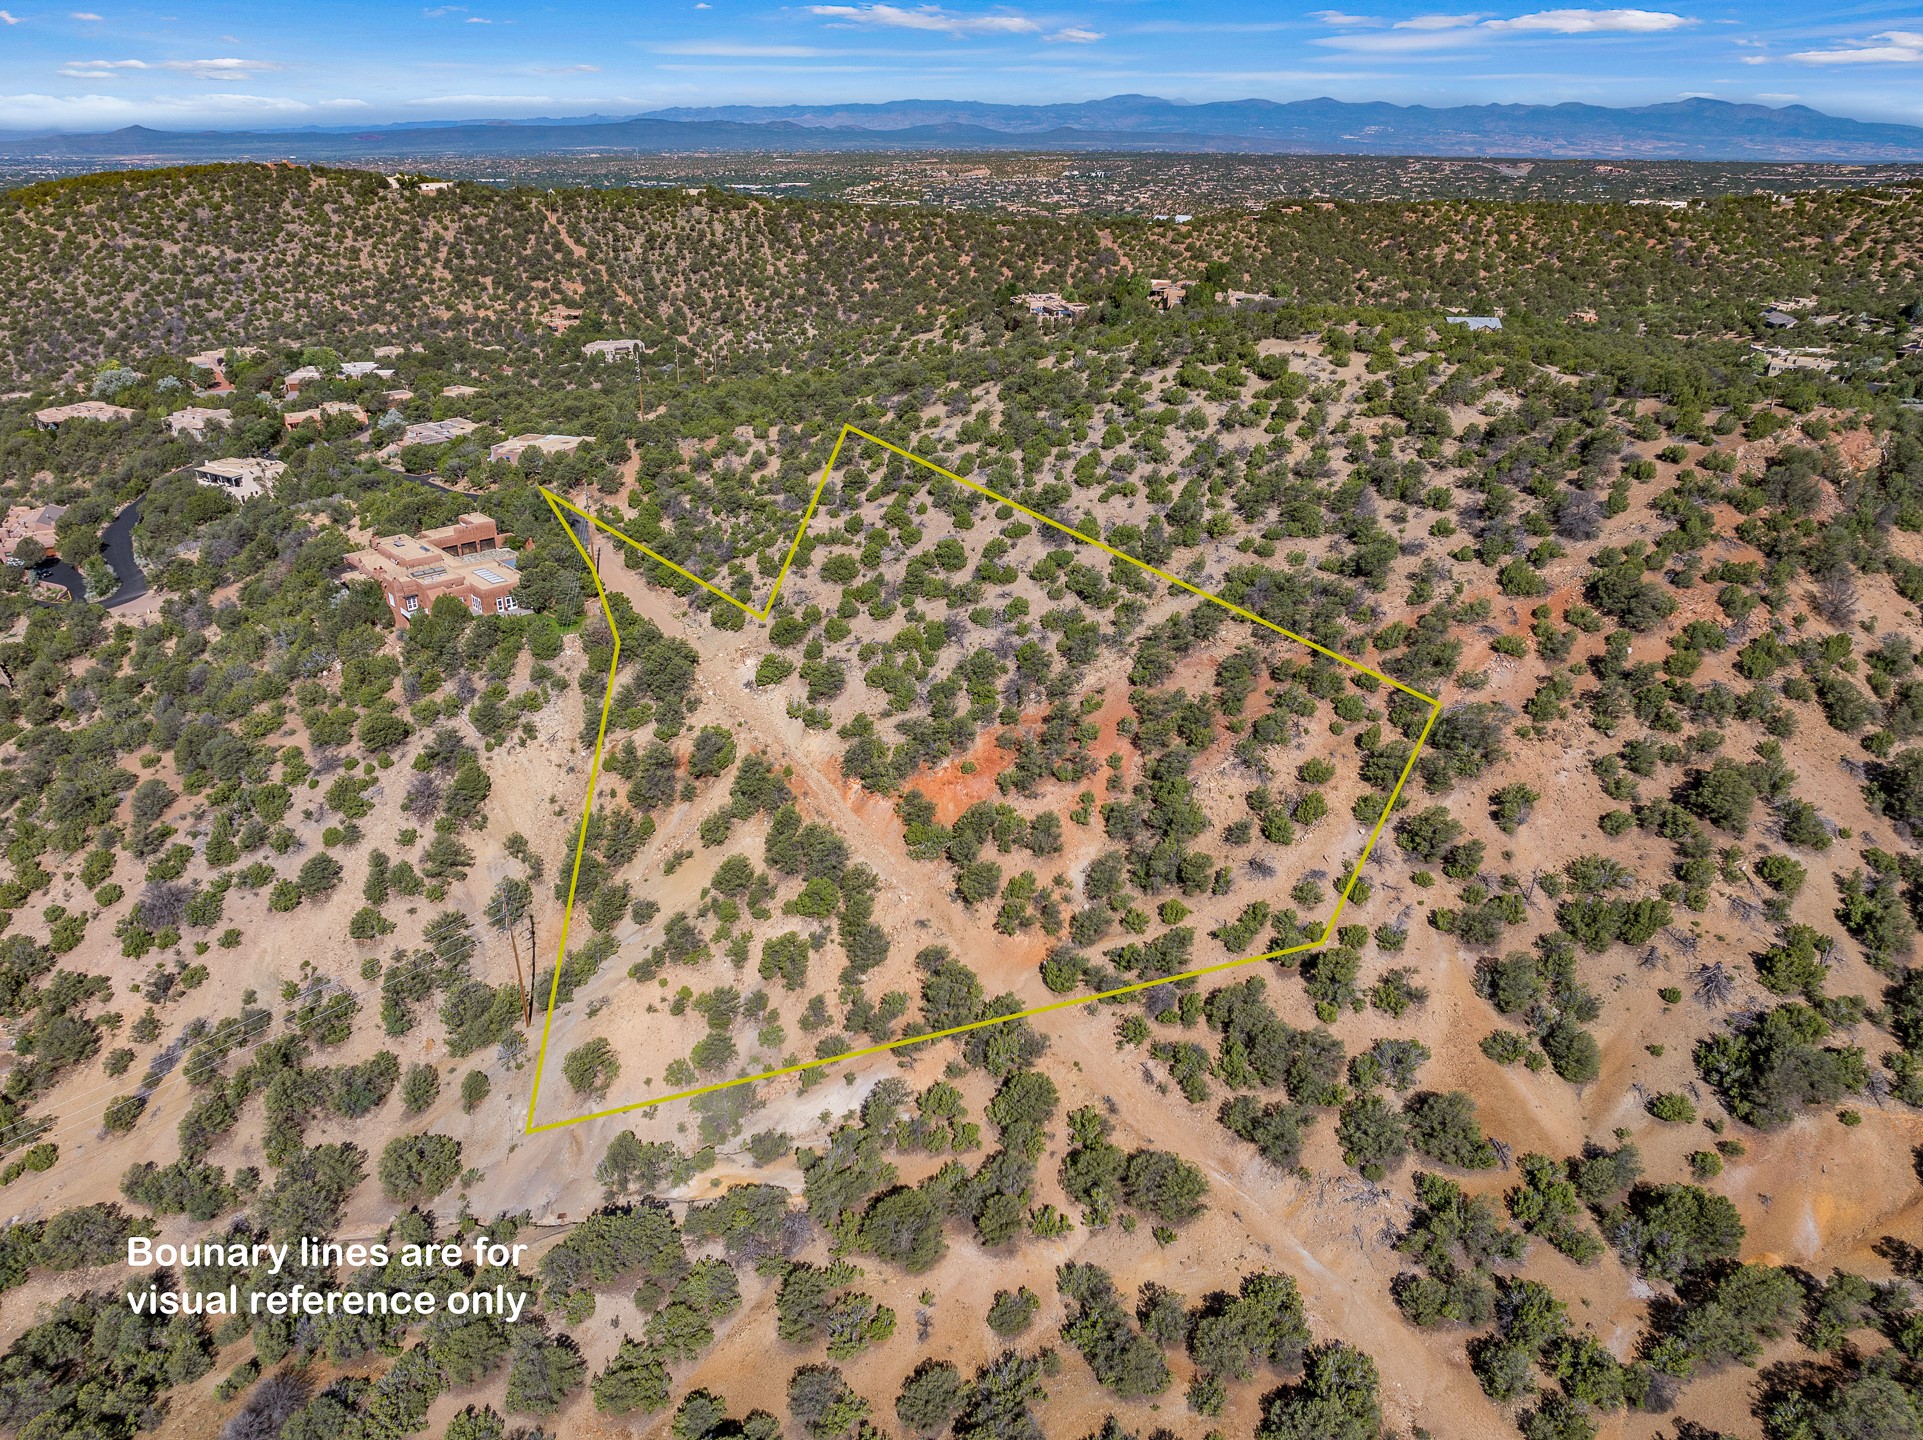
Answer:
[420,513,502,557]
[33,401,137,430]
[1444,315,1503,332]
[283,401,367,431]
[378,417,480,460]
[489,433,589,463]
[185,346,260,385]
[192,457,286,503]
[441,384,481,398]
[1019,293,1088,321]
[396,417,479,447]
[282,365,324,396]
[582,339,643,360]
[344,513,522,627]
[165,406,235,439]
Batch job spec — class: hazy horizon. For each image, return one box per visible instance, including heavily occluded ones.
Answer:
[0,1,1920,134]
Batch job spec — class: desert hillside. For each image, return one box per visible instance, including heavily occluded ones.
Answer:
[0,163,1918,1440]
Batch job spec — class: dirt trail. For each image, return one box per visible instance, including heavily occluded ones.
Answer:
[569,558,1517,1432]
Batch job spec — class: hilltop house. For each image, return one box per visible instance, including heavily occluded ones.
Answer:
[1148,279,1190,310]
[1019,293,1088,321]
[394,417,479,448]
[34,401,136,430]
[192,457,286,503]
[283,401,367,431]
[282,365,324,396]
[489,433,589,463]
[378,417,480,460]
[345,513,522,627]
[185,346,259,385]
[1445,315,1503,332]
[1752,345,1838,377]
[165,406,235,439]
[582,339,643,361]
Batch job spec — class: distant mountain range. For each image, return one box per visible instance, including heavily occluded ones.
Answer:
[6,95,1923,163]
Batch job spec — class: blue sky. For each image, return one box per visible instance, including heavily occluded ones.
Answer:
[1,1,1921,132]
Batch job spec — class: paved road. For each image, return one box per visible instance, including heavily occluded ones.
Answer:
[99,499,148,607]
[34,468,456,610]
[31,497,147,608]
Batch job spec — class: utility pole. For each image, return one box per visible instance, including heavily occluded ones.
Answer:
[505,912,528,1029]
[487,877,535,1029]
[578,481,601,572]
[523,908,536,1027]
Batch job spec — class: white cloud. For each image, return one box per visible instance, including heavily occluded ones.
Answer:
[0,92,143,127]
[1481,8,1693,34]
[0,10,20,22]
[1310,11,1384,25]
[403,93,552,105]
[652,40,826,55]
[529,62,602,72]
[1130,18,1298,32]
[0,89,373,130]
[1315,26,1481,51]
[58,58,146,76]
[69,10,102,18]
[194,93,310,111]
[1044,25,1101,42]
[464,15,493,22]
[1788,31,1923,65]
[168,56,281,79]
[805,5,1041,37]
[1754,92,1799,102]
[1317,5,1691,51]
[57,55,281,81]
[1393,13,1484,30]
[1739,54,1766,64]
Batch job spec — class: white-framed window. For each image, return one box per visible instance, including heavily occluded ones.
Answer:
[402,594,419,614]
[497,594,518,614]
[468,595,483,615]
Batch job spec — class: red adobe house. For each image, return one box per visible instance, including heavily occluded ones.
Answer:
[345,513,521,628]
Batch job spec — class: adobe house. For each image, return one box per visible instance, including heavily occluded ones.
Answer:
[344,513,522,627]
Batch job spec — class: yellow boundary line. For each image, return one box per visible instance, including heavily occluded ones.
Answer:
[524,424,1441,1134]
